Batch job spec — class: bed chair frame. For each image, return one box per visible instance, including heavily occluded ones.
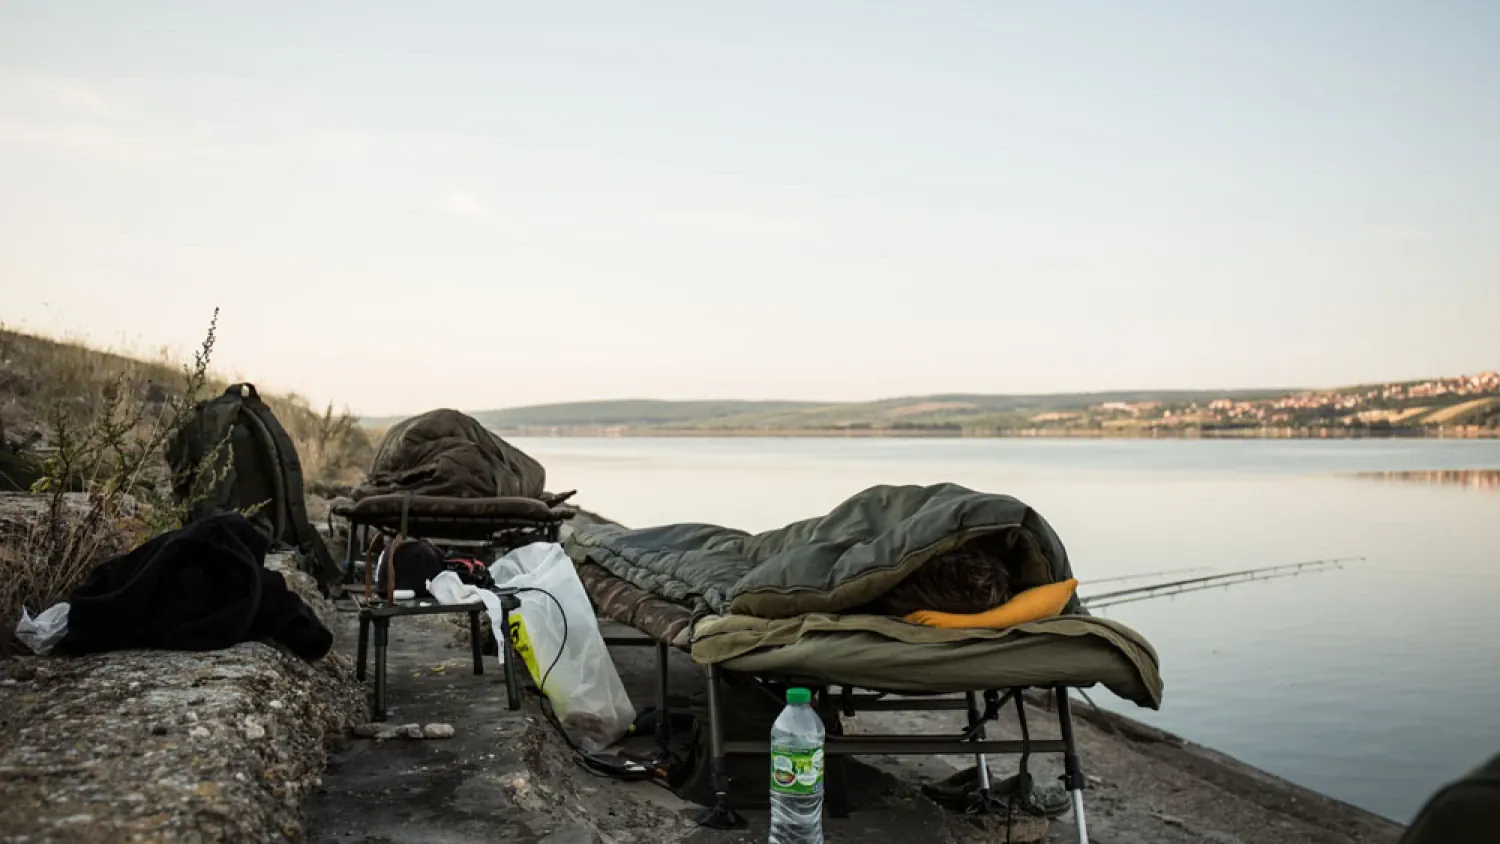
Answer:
[330,492,569,720]
[695,662,1091,842]
[594,618,1092,843]
[333,492,572,583]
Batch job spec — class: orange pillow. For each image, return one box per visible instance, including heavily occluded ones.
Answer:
[904,578,1078,630]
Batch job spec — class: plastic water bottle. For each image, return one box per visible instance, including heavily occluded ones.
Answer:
[769,687,825,844]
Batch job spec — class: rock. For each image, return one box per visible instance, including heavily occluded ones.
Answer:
[950,812,1050,843]
[422,722,455,739]
[402,723,424,739]
[351,723,384,738]
[539,822,603,844]
[0,593,364,842]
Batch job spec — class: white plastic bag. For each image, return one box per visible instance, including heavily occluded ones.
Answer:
[15,602,70,655]
[490,542,635,752]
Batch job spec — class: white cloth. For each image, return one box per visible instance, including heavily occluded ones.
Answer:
[426,571,506,664]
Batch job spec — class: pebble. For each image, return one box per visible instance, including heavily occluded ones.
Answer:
[188,726,211,740]
[422,723,455,739]
[402,724,424,739]
[242,718,266,741]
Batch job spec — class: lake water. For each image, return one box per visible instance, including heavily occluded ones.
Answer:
[510,436,1500,824]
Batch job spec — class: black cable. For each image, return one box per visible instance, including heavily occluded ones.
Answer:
[511,586,567,696]
[503,585,681,793]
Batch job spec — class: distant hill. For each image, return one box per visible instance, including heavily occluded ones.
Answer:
[362,399,825,430]
[359,374,1499,438]
[363,388,1289,431]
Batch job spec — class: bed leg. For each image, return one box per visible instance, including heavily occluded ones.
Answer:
[965,691,995,795]
[469,610,484,675]
[695,664,745,829]
[820,688,850,818]
[1055,687,1089,844]
[372,618,390,722]
[655,641,671,758]
[498,592,522,711]
[355,613,370,681]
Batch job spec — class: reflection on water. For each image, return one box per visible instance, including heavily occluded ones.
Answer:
[1352,468,1500,492]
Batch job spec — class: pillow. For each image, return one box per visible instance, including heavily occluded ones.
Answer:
[904,578,1078,630]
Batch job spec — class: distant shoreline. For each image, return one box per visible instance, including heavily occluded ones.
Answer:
[497,425,1500,440]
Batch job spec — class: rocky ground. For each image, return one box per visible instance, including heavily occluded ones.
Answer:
[304,604,1405,844]
[0,553,365,844]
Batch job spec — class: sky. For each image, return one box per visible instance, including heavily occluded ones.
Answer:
[1,1,1496,416]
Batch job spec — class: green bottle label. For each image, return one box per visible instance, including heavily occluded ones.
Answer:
[770,745,824,796]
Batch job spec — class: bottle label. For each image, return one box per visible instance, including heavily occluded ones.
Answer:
[770,745,824,796]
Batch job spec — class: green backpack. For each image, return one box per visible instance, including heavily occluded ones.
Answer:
[165,383,341,593]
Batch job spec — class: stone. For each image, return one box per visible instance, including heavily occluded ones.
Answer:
[422,723,455,739]
[539,822,603,844]
[0,547,365,842]
[402,723,424,739]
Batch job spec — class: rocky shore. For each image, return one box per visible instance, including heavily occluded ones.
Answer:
[1,503,1410,844]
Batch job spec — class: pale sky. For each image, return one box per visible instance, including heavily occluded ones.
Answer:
[1,1,1496,416]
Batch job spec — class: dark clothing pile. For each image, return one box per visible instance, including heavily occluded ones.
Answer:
[56,513,334,661]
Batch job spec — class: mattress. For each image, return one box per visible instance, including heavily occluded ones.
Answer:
[578,560,1163,709]
[691,612,1162,708]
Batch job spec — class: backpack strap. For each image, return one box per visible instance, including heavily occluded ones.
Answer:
[234,384,343,595]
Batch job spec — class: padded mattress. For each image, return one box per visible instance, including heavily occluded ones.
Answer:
[578,560,1163,709]
[692,612,1162,708]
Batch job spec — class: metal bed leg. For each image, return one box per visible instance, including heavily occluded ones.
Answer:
[498,594,521,711]
[821,688,850,818]
[965,691,996,799]
[1055,687,1089,844]
[355,614,370,681]
[469,610,484,675]
[655,642,671,758]
[695,664,744,829]
[372,618,390,721]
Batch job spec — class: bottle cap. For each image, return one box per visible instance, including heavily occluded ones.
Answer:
[786,687,812,705]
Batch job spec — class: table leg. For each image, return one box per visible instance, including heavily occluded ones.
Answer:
[373,618,390,721]
[469,610,484,675]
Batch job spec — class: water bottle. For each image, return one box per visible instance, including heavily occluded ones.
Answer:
[769,687,825,844]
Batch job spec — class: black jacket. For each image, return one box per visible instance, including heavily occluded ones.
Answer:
[56,512,333,661]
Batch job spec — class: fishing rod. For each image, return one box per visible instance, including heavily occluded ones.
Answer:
[1080,556,1364,610]
[1085,566,1209,586]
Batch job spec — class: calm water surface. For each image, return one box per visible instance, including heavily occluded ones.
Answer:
[511,436,1500,823]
